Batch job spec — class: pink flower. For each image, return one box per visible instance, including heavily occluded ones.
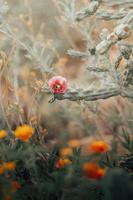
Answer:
[48,76,68,94]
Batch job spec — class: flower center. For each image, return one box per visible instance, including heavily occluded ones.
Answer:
[55,84,61,89]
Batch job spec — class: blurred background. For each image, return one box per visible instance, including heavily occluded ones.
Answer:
[0,0,132,149]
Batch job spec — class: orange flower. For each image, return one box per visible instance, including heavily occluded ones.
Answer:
[0,130,7,139]
[15,125,34,142]
[68,139,81,149]
[4,196,12,200]
[55,158,71,169]
[83,162,106,180]
[89,140,109,153]
[12,181,21,192]
[3,162,16,171]
[0,165,4,174]
[60,147,73,158]
[0,162,16,175]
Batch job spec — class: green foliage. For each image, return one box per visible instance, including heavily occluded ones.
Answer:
[120,129,133,153]
[0,130,133,200]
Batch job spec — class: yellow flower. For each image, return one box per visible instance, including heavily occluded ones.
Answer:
[68,139,81,149]
[55,158,72,169]
[60,147,73,158]
[0,130,7,139]
[0,162,16,175]
[3,162,16,171]
[15,125,34,142]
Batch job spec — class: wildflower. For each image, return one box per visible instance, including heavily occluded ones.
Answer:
[60,147,73,158]
[48,76,68,94]
[0,162,16,175]
[15,125,34,142]
[12,181,21,192]
[56,158,71,169]
[0,165,4,174]
[3,162,16,171]
[88,140,109,153]
[4,196,12,200]
[83,162,106,180]
[68,139,81,149]
[0,130,7,139]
